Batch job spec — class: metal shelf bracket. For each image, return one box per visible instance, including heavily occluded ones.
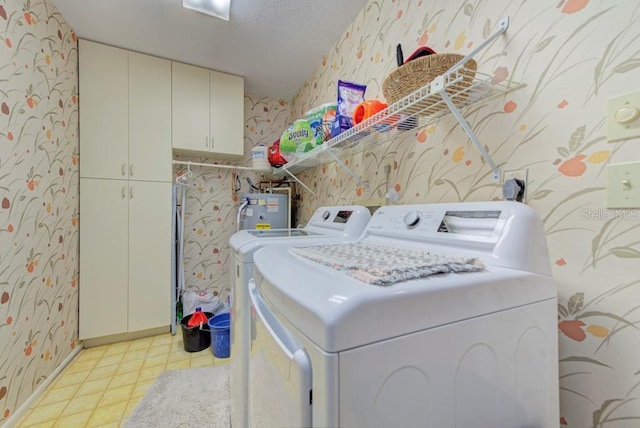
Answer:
[281,169,316,196]
[327,151,370,193]
[437,87,501,182]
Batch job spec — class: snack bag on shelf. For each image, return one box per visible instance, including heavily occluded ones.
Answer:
[332,80,367,137]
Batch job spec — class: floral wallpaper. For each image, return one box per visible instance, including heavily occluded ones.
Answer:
[0,0,79,423]
[2,0,635,425]
[175,94,290,301]
[284,0,640,426]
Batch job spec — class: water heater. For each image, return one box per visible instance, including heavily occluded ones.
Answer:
[239,194,289,230]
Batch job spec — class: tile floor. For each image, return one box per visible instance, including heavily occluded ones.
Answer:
[15,332,229,428]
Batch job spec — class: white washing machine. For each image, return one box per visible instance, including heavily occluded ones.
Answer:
[249,201,559,427]
[228,205,371,428]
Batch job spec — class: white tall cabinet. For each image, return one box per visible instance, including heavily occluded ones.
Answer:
[172,62,244,158]
[79,40,171,340]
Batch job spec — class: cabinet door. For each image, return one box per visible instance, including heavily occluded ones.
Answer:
[172,62,210,153]
[128,181,172,332]
[79,40,128,180]
[210,70,244,158]
[129,52,172,182]
[79,179,129,339]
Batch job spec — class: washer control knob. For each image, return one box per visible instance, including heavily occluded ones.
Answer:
[322,210,331,220]
[403,211,421,228]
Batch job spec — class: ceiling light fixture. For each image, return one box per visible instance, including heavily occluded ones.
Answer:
[183,0,230,21]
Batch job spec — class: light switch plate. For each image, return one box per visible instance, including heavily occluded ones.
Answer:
[360,197,385,207]
[607,90,640,142]
[607,162,640,208]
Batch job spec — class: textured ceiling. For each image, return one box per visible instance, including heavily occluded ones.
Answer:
[51,0,369,99]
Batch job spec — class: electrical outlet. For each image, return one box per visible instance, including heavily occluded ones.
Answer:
[502,168,529,202]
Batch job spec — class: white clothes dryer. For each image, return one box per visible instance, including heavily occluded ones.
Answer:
[228,205,371,428]
[249,201,559,427]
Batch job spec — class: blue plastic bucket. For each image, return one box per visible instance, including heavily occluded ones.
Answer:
[208,313,230,358]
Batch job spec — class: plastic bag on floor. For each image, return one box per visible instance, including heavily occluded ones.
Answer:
[182,290,229,316]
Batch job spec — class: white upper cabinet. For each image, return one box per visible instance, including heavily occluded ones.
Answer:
[171,62,210,153]
[79,40,128,180]
[79,40,171,182]
[172,62,244,159]
[210,69,244,158]
[129,52,172,182]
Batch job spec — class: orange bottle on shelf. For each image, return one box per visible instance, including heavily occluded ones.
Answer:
[352,100,388,125]
[187,307,208,328]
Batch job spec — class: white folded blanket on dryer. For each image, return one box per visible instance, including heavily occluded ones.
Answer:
[290,242,485,285]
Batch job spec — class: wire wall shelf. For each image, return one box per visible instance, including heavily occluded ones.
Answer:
[271,17,523,194]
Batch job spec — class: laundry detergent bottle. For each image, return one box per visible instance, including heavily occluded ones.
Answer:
[187,306,208,328]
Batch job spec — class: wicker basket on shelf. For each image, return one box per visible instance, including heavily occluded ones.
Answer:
[382,53,477,115]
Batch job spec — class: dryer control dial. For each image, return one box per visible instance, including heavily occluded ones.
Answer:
[403,211,421,228]
[322,210,331,220]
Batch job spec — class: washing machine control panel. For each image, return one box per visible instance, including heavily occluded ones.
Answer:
[316,208,354,223]
[333,210,353,223]
[402,211,421,228]
[370,208,439,233]
[366,203,511,245]
[305,205,371,237]
[359,202,551,276]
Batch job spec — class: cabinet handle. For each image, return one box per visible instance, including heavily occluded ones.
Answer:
[122,163,127,176]
[129,186,134,199]
[210,136,214,148]
[121,186,127,199]
[129,164,134,177]
[205,136,209,149]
